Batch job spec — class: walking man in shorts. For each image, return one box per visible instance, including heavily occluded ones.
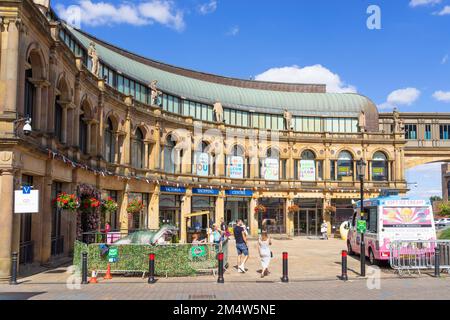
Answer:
[234,219,249,273]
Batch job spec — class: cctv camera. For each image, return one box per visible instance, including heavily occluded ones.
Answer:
[23,119,32,136]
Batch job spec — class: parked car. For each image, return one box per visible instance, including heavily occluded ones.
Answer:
[437,218,450,227]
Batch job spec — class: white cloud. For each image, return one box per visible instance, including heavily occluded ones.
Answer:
[226,25,240,36]
[409,0,442,7]
[56,0,185,31]
[434,5,450,15]
[198,0,217,15]
[378,88,421,110]
[433,90,450,102]
[254,65,356,93]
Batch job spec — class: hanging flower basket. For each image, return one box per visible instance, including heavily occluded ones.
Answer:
[101,197,118,214]
[82,197,101,210]
[288,204,301,214]
[54,193,80,212]
[254,204,267,215]
[127,199,144,214]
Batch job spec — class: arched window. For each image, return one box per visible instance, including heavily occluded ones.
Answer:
[79,114,88,154]
[337,151,354,181]
[193,141,215,176]
[226,145,248,179]
[132,128,145,169]
[295,150,320,181]
[24,64,35,119]
[104,118,115,163]
[164,135,182,174]
[260,147,280,180]
[372,152,388,181]
[54,95,63,142]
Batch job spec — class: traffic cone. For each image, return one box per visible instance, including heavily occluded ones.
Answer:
[104,263,113,280]
[89,270,98,284]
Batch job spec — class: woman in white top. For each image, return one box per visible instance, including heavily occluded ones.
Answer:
[258,231,272,278]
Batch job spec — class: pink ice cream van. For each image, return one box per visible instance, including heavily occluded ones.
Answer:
[347,195,437,265]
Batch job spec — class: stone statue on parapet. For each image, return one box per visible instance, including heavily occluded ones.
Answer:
[213,102,224,123]
[88,42,99,77]
[283,109,293,130]
[393,108,404,133]
[149,80,162,106]
[358,110,366,133]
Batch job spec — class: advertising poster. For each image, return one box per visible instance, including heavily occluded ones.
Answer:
[382,207,432,228]
[263,158,279,181]
[195,152,210,177]
[229,156,244,179]
[300,160,316,181]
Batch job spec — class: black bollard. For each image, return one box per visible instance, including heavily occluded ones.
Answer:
[217,252,224,284]
[281,252,289,283]
[360,234,366,277]
[148,253,156,284]
[341,250,349,281]
[435,246,441,278]
[9,252,18,285]
[81,252,88,285]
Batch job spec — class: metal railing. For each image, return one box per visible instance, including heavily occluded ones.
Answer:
[51,236,64,256]
[81,229,160,245]
[74,238,229,277]
[389,240,450,275]
[19,241,34,265]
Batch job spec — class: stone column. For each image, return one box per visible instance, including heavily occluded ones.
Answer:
[323,144,331,180]
[3,19,20,114]
[40,176,53,264]
[285,197,295,237]
[113,133,120,164]
[148,187,160,230]
[215,191,225,223]
[0,170,15,282]
[33,84,42,129]
[31,176,45,264]
[61,104,68,144]
[144,141,150,169]
[119,189,129,235]
[249,197,259,237]
[180,189,192,244]
[323,196,332,235]
[86,121,92,155]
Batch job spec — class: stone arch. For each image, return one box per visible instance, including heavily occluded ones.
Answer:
[26,42,47,79]
[80,95,94,118]
[334,148,357,160]
[104,110,121,132]
[56,73,72,101]
[226,143,247,156]
[371,148,392,161]
[405,156,450,170]
[261,145,281,158]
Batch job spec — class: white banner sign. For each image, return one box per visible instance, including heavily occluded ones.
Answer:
[263,158,279,181]
[195,152,210,177]
[300,160,316,181]
[14,189,39,213]
[229,156,244,179]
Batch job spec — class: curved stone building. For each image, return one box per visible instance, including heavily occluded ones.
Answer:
[0,0,407,280]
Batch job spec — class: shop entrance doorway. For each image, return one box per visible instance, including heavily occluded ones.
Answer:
[294,209,320,236]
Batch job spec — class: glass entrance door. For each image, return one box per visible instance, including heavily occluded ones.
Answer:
[294,209,318,236]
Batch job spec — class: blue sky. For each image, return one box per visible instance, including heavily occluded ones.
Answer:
[52,0,450,198]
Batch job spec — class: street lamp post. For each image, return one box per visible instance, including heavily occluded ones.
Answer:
[357,158,367,277]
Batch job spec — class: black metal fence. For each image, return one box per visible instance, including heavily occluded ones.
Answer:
[51,236,64,256]
[19,241,34,265]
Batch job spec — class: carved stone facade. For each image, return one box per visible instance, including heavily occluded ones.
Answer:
[0,1,412,282]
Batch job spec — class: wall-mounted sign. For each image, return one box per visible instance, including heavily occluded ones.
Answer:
[300,160,316,181]
[192,188,220,196]
[160,186,186,194]
[229,156,244,179]
[14,188,39,214]
[225,189,253,197]
[195,152,210,177]
[263,158,279,181]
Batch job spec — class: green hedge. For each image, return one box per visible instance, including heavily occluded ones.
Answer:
[73,241,224,277]
[438,228,450,240]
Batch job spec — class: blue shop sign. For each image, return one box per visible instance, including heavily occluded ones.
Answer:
[192,188,220,196]
[160,186,186,194]
[225,189,254,197]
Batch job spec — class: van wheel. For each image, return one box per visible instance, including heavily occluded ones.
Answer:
[347,241,355,256]
[368,249,378,266]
